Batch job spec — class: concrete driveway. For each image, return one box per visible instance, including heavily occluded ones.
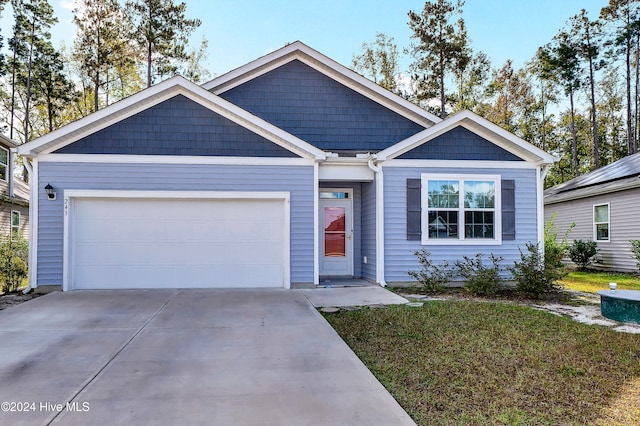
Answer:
[0,289,415,425]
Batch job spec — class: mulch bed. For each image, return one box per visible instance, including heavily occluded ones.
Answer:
[0,291,43,311]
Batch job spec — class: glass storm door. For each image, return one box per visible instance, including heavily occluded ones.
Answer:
[319,193,353,276]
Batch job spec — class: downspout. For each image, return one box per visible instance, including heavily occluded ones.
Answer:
[537,163,553,251]
[313,160,320,285]
[22,156,36,292]
[8,148,15,198]
[367,157,387,287]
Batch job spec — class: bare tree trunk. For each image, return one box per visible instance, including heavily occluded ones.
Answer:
[626,36,635,154]
[23,15,36,143]
[147,2,152,88]
[9,41,18,140]
[586,23,599,169]
[634,33,640,151]
[570,90,579,176]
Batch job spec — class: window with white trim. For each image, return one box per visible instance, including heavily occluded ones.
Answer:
[594,203,609,242]
[11,211,20,240]
[421,174,501,244]
[0,146,8,182]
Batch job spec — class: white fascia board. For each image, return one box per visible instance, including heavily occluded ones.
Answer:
[18,75,325,161]
[382,159,539,169]
[0,133,18,148]
[377,110,556,165]
[38,153,315,166]
[204,41,440,127]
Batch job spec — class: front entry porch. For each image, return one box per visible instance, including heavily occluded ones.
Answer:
[317,181,377,285]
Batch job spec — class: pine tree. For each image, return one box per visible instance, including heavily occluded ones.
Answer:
[570,10,604,169]
[407,0,469,118]
[125,0,201,87]
[600,0,640,155]
[538,32,583,177]
[8,0,58,142]
[73,0,138,112]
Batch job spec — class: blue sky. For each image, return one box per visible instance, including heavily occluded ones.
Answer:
[3,0,607,77]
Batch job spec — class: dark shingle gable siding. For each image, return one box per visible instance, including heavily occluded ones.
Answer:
[218,60,426,151]
[54,95,299,157]
[398,126,522,161]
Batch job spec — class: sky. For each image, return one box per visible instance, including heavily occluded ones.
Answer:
[2,0,608,79]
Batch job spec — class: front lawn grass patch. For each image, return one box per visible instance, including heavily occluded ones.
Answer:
[325,301,640,426]
[560,271,640,293]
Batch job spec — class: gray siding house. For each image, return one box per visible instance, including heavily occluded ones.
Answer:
[17,42,555,291]
[0,134,29,240]
[545,152,640,272]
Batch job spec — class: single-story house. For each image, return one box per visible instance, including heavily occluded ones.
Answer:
[17,41,555,291]
[544,152,640,272]
[0,134,29,240]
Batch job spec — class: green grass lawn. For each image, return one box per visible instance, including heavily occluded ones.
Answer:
[560,271,640,293]
[325,301,640,426]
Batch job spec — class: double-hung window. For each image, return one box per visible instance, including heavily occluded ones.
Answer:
[421,174,501,244]
[593,203,609,242]
[0,146,8,182]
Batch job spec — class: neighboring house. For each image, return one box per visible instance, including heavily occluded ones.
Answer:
[16,41,555,291]
[545,152,640,272]
[0,134,29,240]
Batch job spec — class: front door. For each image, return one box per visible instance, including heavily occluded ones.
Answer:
[319,190,353,276]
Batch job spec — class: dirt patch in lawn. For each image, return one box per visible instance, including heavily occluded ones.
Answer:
[397,288,640,334]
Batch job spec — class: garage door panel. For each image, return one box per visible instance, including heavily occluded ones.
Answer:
[70,197,287,289]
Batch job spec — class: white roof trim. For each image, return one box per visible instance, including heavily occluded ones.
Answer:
[0,133,18,148]
[376,110,556,165]
[17,75,325,160]
[202,41,441,127]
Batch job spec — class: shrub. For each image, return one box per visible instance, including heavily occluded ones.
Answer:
[568,239,599,271]
[408,249,454,292]
[455,253,503,296]
[631,240,640,270]
[544,213,574,271]
[0,234,29,293]
[509,242,564,297]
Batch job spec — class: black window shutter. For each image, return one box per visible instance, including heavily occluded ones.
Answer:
[501,179,516,241]
[407,179,422,240]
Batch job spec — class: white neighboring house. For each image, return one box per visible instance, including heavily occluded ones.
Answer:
[544,152,640,272]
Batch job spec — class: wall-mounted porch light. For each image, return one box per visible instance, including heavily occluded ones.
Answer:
[44,183,56,200]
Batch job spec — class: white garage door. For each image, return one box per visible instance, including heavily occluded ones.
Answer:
[69,196,287,289]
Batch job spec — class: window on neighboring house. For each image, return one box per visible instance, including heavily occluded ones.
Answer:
[421,174,501,244]
[0,146,8,182]
[594,203,609,242]
[11,211,20,240]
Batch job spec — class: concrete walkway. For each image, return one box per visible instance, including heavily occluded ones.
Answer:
[0,289,415,426]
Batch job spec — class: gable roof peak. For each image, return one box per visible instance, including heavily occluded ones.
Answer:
[17,74,325,160]
[377,108,556,165]
[202,41,440,128]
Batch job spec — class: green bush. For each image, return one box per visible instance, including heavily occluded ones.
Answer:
[509,243,564,297]
[0,234,29,293]
[631,240,640,271]
[544,213,574,272]
[568,239,599,271]
[455,253,503,296]
[408,249,454,292]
